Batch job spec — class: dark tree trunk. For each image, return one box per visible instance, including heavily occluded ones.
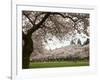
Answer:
[22,33,33,69]
[22,12,51,68]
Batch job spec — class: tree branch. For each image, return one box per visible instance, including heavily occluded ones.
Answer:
[23,11,36,26]
[23,11,51,35]
[27,12,51,35]
[22,31,26,39]
[51,12,75,22]
[23,11,89,37]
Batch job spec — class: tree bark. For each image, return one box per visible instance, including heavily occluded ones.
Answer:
[22,33,33,69]
[22,12,50,68]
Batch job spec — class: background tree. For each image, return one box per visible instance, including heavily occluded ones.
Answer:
[22,11,89,68]
[77,39,82,46]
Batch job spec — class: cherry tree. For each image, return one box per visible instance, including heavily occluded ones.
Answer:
[22,11,89,68]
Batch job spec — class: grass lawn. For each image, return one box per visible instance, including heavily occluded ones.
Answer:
[29,60,89,68]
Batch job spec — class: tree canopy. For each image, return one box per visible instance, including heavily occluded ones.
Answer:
[22,11,89,47]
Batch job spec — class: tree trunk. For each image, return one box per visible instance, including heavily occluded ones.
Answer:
[22,33,33,69]
[22,12,50,68]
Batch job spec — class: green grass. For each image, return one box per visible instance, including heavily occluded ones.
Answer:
[29,60,89,68]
